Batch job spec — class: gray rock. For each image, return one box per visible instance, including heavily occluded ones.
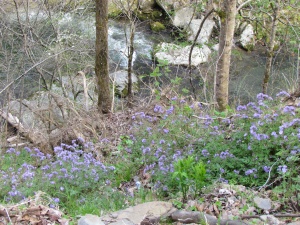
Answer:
[260,215,281,225]
[109,70,138,96]
[239,24,255,51]
[155,42,211,66]
[100,201,173,224]
[109,219,135,225]
[254,197,272,210]
[173,7,194,27]
[78,214,105,225]
[187,18,215,44]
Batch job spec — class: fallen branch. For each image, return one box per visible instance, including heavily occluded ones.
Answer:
[170,210,248,225]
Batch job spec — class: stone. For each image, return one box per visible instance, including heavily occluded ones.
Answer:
[138,0,156,13]
[109,218,135,225]
[254,197,272,210]
[78,214,105,225]
[239,24,255,51]
[109,70,139,96]
[100,201,173,224]
[187,18,215,44]
[155,42,211,66]
[173,7,194,27]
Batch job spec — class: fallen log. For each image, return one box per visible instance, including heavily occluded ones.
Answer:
[0,109,52,154]
[170,210,248,225]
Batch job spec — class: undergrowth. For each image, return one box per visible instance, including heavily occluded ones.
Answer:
[0,91,299,216]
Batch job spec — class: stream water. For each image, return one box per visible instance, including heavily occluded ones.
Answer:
[0,11,298,105]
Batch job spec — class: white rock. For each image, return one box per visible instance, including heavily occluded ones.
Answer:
[239,24,255,51]
[254,197,272,210]
[212,43,219,51]
[155,42,211,66]
[173,7,195,27]
[78,214,105,225]
[188,18,215,44]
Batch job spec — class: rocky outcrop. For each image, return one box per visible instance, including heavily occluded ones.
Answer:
[155,42,212,66]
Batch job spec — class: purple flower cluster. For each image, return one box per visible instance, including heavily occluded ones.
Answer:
[1,138,113,202]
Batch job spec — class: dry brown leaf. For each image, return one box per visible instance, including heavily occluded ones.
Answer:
[47,208,62,221]
[21,214,41,224]
[213,204,220,217]
[196,203,205,212]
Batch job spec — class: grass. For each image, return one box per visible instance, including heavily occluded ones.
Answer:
[0,91,299,218]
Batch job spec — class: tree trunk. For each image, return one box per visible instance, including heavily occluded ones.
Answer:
[127,20,135,108]
[216,0,236,112]
[262,0,279,94]
[95,0,112,114]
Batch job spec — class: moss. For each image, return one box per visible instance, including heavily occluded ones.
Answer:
[151,10,163,19]
[150,22,166,32]
[135,9,163,21]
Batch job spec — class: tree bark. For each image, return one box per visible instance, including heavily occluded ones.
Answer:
[216,0,236,111]
[127,20,135,108]
[95,0,112,114]
[262,0,279,94]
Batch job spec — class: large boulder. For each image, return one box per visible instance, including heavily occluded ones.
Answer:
[109,70,139,96]
[187,18,215,44]
[173,7,195,27]
[155,42,211,66]
[239,24,255,51]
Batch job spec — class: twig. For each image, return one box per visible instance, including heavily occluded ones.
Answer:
[258,159,278,191]
[4,208,12,224]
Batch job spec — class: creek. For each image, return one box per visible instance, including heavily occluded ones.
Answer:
[0,11,297,105]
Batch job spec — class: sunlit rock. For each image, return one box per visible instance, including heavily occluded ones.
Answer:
[239,24,255,51]
[155,42,211,66]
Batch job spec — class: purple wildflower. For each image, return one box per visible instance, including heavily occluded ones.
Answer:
[263,166,270,173]
[278,165,288,173]
[276,91,290,97]
[282,106,296,116]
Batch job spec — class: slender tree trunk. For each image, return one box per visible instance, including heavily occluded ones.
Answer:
[95,0,112,113]
[216,0,236,111]
[262,0,279,94]
[127,20,135,108]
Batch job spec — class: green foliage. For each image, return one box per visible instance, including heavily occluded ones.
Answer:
[127,93,300,205]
